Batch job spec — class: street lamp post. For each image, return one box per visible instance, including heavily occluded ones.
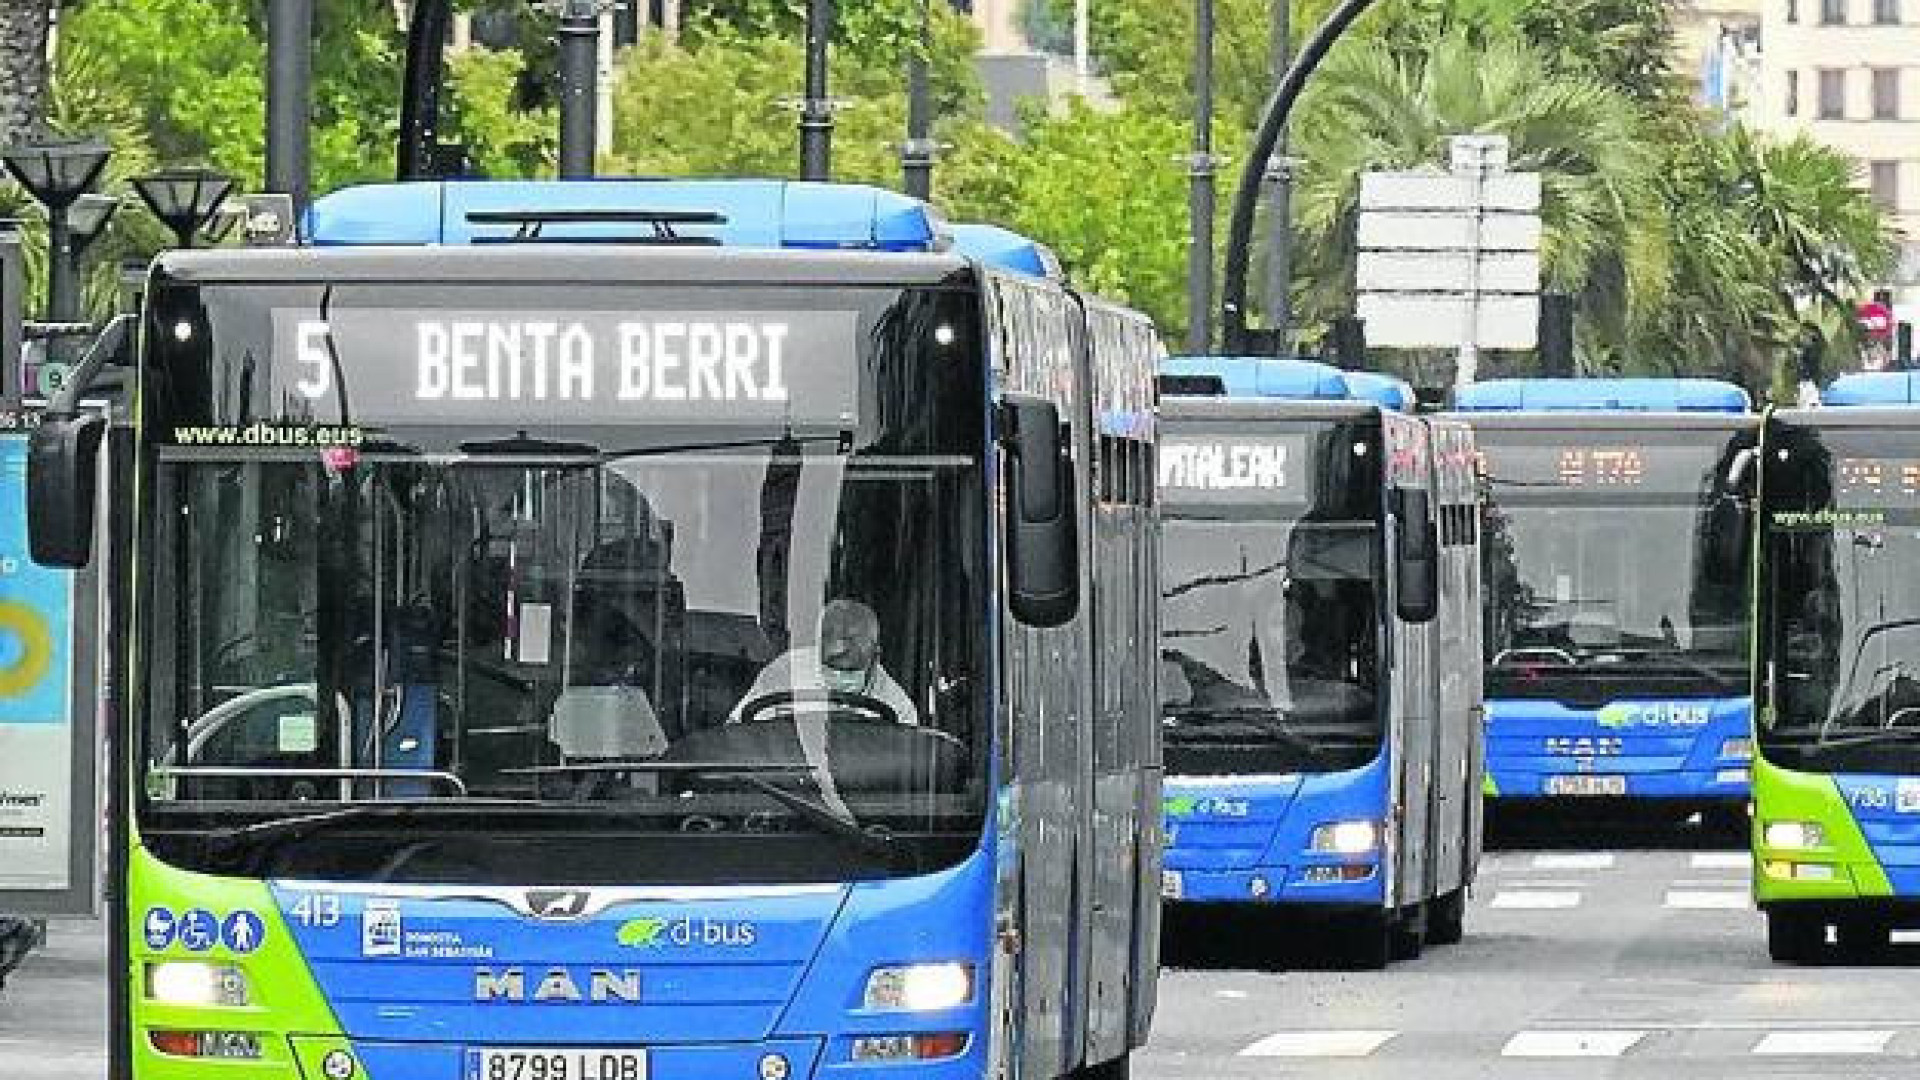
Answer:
[1222,0,1379,353]
[800,0,835,180]
[133,168,236,251]
[902,0,935,200]
[558,0,602,179]
[2,137,113,324]
[1186,0,1217,355]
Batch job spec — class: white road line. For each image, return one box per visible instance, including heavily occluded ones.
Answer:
[1502,1031,1647,1058]
[1752,1030,1895,1056]
[1491,890,1583,910]
[1532,853,1616,871]
[1671,878,1747,888]
[1239,1031,1397,1058]
[1214,990,1250,1000]
[1692,852,1752,870]
[1664,889,1752,910]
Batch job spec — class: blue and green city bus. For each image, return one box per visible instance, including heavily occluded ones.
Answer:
[31,180,1166,1079]
[1753,370,1920,961]
[1155,357,1485,966]
[1449,379,1759,822]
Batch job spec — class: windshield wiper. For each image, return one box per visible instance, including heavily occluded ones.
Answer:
[503,761,906,867]
[1164,705,1334,763]
[1812,726,1920,751]
[204,803,519,874]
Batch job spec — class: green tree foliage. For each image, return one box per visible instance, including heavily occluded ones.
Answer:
[1290,31,1669,364]
[604,10,983,183]
[942,101,1233,339]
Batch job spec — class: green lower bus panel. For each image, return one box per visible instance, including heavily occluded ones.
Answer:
[1750,757,1896,906]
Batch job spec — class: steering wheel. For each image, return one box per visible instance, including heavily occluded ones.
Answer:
[734,690,967,751]
[736,689,901,727]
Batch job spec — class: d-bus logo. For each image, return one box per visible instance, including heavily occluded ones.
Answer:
[616,917,758,949]
[1596,703,1711,730]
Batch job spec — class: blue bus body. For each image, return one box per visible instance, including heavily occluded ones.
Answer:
[81,179,1164,1079]
[1448,379,1758,813]
[1158,357,1483,963]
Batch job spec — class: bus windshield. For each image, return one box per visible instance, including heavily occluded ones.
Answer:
[1157,419,1383,775]
[136,277,989,884]
[1760,424,1920,776]
[1478,428,1751,699]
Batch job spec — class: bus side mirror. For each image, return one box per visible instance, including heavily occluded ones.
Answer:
[1394,488,1438,624]
[28,413,108,568]
[1002,393,1078,628]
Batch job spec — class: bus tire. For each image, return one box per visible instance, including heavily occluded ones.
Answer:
[1426,888,1467,946]
[1390,910,1425,962]
[1347,912,1394,970]
[1766,910,1826,965]
[1068,1052,1130,1079]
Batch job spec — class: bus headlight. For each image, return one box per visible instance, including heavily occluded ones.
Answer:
[1763,820,1827,851]
[146,962,250,1007]
[1310,821,1380,855]
[863,963,974,1011]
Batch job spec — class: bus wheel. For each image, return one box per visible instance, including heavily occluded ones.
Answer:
[1766,910,1827,965]
[1391,910,1425,962]
[1068,1053,1130,1079]
[1426,889,1467,946]
[1346,912,1394,970]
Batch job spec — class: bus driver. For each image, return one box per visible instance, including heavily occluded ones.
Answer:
[731,598,921,726]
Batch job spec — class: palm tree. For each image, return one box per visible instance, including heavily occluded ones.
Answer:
[1632,123,1896,391]
[1287,30,1669,372]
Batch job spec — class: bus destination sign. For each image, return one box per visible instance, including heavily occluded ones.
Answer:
[1158,434,1309,503]
[269,308,859,426]
[1479,442,1722,494]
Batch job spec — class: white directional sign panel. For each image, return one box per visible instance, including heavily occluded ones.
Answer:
[1355,212,1543,254]
[1357,294,1541,351]
[1359,172,1542,214]
[1355,250,1541,293]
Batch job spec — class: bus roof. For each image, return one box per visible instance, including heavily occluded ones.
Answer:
[1450,377,1750,413]
[1821,371,1920,406]
[304,179,949,252]
[948,222,1062,280]
[1159,355,1414,409]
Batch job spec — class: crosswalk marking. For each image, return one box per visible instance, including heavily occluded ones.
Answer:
[1752,1031,1895,1055]
[1663,888,1751,910]
[1691,852,1752,871]
[1532,852,1616,871]
[1491,889,1582,910]
[1239,1031,1397,1058]
[1502,1031,1647,1058]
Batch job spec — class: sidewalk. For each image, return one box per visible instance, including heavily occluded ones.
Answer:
[0,919,107,1078]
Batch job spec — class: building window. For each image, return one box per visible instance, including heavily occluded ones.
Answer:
[1819,69,1847,118]
[1822,0,1847,21]
[1788,70,1801,116]
[1870,161,1900,211]
[1875,69,1902,118]
[1875,0,1900,22]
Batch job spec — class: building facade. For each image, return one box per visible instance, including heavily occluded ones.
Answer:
[1757,0,1920,312]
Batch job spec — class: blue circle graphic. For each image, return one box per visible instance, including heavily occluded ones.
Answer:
[220,911,266,955]
[142,907,177,951]
[177,909,218,953]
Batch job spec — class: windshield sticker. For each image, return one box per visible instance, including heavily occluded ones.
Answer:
[1596,703,1712,730]
[268,308,858,427]
[1770,508,1888,530]
[169,424,366,449]
[220,911,266,954]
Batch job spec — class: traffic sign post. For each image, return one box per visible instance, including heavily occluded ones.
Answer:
[1355,135,1542,388]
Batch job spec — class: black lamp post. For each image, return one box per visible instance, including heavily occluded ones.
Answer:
[67,193,120,262]
[133,168,235,250]
[3,136,113,323]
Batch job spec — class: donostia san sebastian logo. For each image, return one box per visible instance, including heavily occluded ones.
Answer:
[616,917,756,949]
[1597,703,1713,731]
